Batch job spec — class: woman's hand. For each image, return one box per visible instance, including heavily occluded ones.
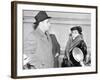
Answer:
[80,61,85,66]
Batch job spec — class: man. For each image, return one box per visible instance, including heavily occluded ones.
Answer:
[64,26,87,67]
[23,11,54,69]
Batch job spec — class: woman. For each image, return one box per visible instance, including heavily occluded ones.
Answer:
[64,26,87,67]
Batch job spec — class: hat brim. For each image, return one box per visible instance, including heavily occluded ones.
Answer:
[34,17,51,24]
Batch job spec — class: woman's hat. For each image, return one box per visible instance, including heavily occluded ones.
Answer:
[34,11,51,24]
[71,26,82,34]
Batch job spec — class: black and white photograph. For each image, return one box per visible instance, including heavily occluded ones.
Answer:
[11,1,97,78]
[23,10,91,69]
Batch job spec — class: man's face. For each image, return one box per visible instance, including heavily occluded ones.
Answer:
[43,19,51,31]
[71,30,79,39]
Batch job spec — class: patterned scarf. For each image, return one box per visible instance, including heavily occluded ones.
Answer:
[65,35,83,56]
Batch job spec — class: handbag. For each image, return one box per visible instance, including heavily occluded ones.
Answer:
[61,56,73,67]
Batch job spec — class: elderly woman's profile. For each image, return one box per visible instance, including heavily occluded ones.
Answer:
[63,26,88,67]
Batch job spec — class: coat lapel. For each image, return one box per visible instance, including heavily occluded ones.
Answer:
[65,35,83,53]
[34,28,52,47]
[69,35,83,52]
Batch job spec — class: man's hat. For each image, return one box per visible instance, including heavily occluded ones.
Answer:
[34,11,51,24]
[71,26,82,34]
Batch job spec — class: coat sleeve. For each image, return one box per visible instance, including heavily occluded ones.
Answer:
[65,37,72,58]
[24,33,37,55]
[23,34,37,68]
[23,33,37,68]
[79,40,87,61]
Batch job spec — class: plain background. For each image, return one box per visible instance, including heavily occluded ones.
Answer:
[0,0,99,80]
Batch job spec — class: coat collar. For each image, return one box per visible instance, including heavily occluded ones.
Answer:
[35,28,47,39]
[65,35,83,53]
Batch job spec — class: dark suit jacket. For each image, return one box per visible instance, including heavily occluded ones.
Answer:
[50,34,60,56]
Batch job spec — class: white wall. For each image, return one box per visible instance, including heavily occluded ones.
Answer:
[0,0,99,80]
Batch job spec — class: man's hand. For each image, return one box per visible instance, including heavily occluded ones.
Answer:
[55,53,59,57]
[24,54,30,65]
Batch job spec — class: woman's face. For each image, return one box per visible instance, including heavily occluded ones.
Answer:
[71,30,79,39]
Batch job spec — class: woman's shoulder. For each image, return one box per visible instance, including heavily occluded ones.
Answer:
[79,40,87,48]
[80,40,86,44]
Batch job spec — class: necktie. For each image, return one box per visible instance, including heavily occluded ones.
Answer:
[45,31,49,41]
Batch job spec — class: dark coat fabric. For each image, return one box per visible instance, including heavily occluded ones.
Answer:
[65,35,87,67]
[50,34,60,67]
[50,34,60,55]
[69,40,87,66]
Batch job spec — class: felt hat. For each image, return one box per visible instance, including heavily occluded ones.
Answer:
[34,11,51,24]
[71,26,82,34]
